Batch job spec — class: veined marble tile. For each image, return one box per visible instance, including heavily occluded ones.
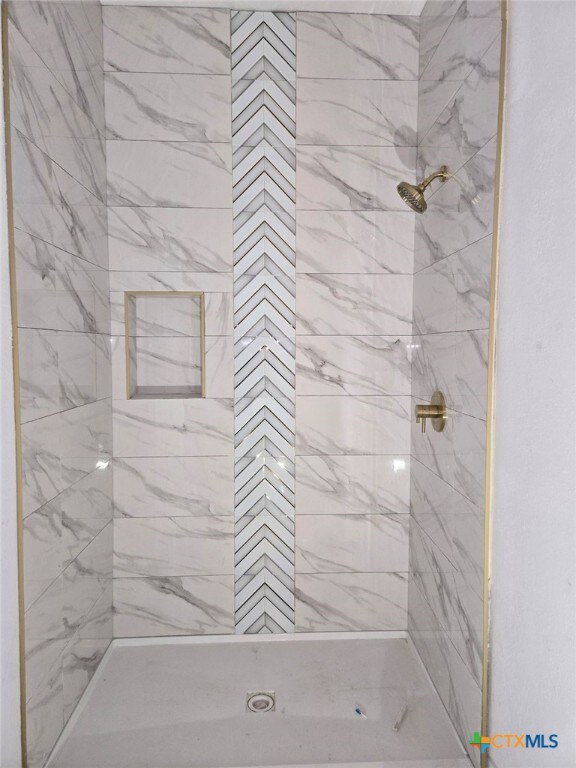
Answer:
[110,291,233,338]
[78,583,113,641]
[105,73,231,142]
[297,80,417,147]
[296,211,414,274]
[114,516,234,577]
[296,455,410,516]
[103,7,230,75]
[9,22,106,202]
[414,138,497,270]
[295,572,407,632]
[23,499,62,610]
[417,79,462,145]
[12,131,108,270]
[297,145,416,211]
[420,2,501,82]
[412,329,489,420]
[296,395,411,456]
[18,329,61,423]
[419,9,458,78]
[113,575,235,637]
[296,336,411,396]
[25,575,67,706]
[411,399,486,509]
[62,515,110,572]
[16,232,110,334]
[63,523,112,637]
[108,207,232,273]
[235,395,296,459]
[26,656,64,768]
[59,399,113,487]
[413,235,492,333]
[113,456,233,518]
[408,579,452,704]
[62,635,110,724]
[410,516,482,686]
[19,330,109,423]
[296,514,409,573]
[21,413,65,518]
[109,271,232,293]
[296,274,412,336]
[297,13,418,80]
[113,399,234,457]
[420,34,501,153]
[60,464,113,522]
[107,141,232,208]
[8,1,105,134]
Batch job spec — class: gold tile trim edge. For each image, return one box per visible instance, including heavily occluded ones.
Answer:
[1,3,28,765]
[481,2,509,767]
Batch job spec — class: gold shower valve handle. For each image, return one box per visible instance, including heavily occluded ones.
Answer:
[415,391,447,433]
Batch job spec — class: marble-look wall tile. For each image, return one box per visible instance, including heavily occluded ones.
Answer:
[296,274,412,335]
[296,336,411,396]
[297,145,416,211]
[9,23,106,202]
[62,635,109,723]
[413,235,492,334]
[296,572,408,632]
[296,514,409,573]
[114,517,234,578]
[297,13,419,80]
[297,79,417,146]
[107,141,232,208]
[414,138,496,271]
[8,1,106,134]
[296,395,411,457]
[103,7,230,75]
[420,34,501,152]
[16,232,110,335]
[296,455,410,516]
[412,329,489,420]
[113,399,234,458]
[105,73,231,142]
[108,207,232,273]
[420,1,500,82]
[410,5,501,757]
[12,130,108,270]
[8,4,113,761]
[113,575,235,637]
[296,211,414,275]
[411,398,486,509]
[113,456,234,518]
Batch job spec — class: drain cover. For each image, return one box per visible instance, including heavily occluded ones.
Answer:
[246,692,275,712]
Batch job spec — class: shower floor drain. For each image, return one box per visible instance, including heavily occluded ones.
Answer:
[246,692,275,712]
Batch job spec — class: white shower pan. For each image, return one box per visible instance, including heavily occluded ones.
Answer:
[46,633,471,768]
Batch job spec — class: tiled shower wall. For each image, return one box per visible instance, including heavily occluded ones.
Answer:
[7,2,112,766]
[103,7,418,637]
[408,0,502,764]
[294,13,418,631]
[103,6,236,637]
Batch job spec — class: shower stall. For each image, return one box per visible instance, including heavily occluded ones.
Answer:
[4,0,505,766]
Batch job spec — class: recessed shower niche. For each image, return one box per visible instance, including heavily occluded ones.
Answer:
[124,291,206,399]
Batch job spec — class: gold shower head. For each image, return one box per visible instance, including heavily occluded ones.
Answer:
[397,166,448,213]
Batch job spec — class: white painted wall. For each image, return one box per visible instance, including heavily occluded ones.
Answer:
[489,1,576,766]
[0,22,23,768]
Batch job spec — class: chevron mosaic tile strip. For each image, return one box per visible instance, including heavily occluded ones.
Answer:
[232,11,296,634]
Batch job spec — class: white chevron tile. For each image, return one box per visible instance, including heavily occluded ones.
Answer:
[232,11,296,633]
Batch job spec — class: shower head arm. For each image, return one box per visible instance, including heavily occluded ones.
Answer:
[419,166,449,192]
